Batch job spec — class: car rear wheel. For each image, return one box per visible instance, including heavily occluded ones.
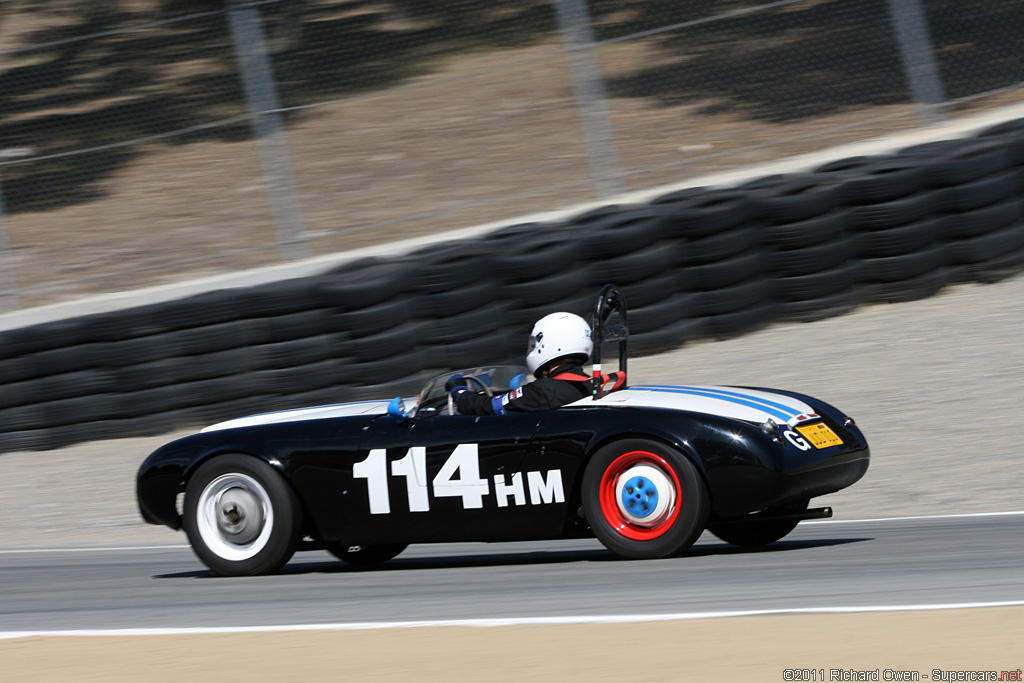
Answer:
[183,454,303,576]
[327,543,408,566]
[708,499,809,547]
[582,439,708,559]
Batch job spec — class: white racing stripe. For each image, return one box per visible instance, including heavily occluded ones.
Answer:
[2,601,1024,639]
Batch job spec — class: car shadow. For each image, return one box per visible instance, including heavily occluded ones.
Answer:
[153,536,871,579]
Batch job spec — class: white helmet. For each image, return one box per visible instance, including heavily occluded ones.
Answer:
[526,312,593,375]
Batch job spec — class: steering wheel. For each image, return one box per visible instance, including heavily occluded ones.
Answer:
[448,375,494,415]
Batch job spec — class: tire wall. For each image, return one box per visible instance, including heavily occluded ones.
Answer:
[3,123,1024,454]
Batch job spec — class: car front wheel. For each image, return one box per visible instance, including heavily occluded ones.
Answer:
[183,454,303,576]
[582,438,709,559]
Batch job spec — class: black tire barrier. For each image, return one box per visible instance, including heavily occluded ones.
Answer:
[573,208,671,260]
[761,211,849,250]
[771,261,860,302]
[968,240,1024,283]
[503,268,583,308]
[815,156,928,205]
[705,303,773,340]
[0,317,88,359]
[681,224,761,265]
[629,293,697,334]
[855,218,943,259]
[848,192,935,230]
[345,322,422,362]
[250,334,339,370]
[406,243,491,293]
[113,357,188,391]
[35,369,122,402]
[741,173,841,224]
[345,351,426,385]
[617,271,685,308]
[193,396,273,427]
[898,138,1020,187]
[323,258,411,310]
[862,267,951,304]
[688,250,765,291]
[933,167,1022,213]
[253,359,355,396]
[94,334,188,368]
[5,124,1024,454]
[511,289,593,329]
[0,377,46,410]
[419,303,507,345]
[332,298,414,337]
[586,240,680,286]
[631,318,710,357]
[569,203,646,226]
[776,286,863,323]
[767,235,854,277]
[416,280,499,318]
[976,117,1024,138]
[857,242,948,284]
[426,329,521,370]
[344,370,441,403]
[695,277,770,316]
[167,318,275,356]
[946,221,1024,265]
[651,188,753,238]
[265,309,334,343]
[487,230,580,283]
[939,197,1024,240]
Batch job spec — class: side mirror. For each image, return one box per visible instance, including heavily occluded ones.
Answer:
[387,397,408,422]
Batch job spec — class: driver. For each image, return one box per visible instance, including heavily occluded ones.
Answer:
[445,312,623,415]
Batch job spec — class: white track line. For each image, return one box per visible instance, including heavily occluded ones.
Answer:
[0,544,188,554]
[3,601,1024,640]
[1,510,1023,554]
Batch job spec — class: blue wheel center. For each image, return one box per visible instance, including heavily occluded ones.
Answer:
[620,475,659,517]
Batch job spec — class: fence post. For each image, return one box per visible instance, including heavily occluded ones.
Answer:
[555,0,625,199]
[886,0,947,126]
[227,0,309,261]
[0,177,19,312]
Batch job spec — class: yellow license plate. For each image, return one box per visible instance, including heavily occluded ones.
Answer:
[795,422,843,449]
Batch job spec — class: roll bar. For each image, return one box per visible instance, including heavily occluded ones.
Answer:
[590,284,628,399]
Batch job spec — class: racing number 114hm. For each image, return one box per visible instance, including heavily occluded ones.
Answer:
[352,443,565,514]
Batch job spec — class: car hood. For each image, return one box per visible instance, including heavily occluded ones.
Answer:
[201,399,396,432]
[570,385,820,426]
[200,384,821,433]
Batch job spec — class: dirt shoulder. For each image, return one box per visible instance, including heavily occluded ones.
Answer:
[3,607,1022,681]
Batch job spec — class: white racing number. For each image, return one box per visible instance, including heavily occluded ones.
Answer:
[352,443,564,514]
[783,430,811,451]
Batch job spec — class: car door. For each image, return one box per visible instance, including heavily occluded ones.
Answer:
[341,410,555,544]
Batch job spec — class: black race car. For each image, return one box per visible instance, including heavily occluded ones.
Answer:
[137,286,869,576]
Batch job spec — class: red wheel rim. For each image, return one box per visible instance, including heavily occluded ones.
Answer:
[598,450,681,541]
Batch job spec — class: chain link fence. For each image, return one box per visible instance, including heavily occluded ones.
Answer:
[1,0,1022,310]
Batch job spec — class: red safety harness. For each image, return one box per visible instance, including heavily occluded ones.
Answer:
[553,370,627,395]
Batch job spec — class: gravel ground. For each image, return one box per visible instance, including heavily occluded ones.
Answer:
[1,274,1022,550]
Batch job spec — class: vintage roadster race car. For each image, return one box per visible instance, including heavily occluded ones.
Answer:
[137,287,869,576]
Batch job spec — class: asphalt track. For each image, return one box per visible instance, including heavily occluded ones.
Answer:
[2,512,1022,636]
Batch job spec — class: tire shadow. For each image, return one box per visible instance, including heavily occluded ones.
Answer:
[153,536,871,579]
